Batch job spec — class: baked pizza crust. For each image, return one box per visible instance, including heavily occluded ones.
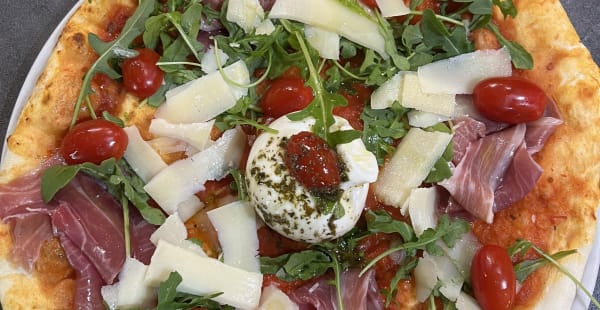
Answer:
[0,0,599,309]
[484,0,600,308]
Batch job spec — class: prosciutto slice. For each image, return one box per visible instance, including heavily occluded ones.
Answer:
[0,168,158,307]
[290,269,383,310]
[6,213,53,272]
[440,124,526,223]
[493,142,543,212]
[59,235,105,310]
[51,175,126,284]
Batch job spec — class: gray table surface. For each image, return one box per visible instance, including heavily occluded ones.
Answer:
[0,0,599,309]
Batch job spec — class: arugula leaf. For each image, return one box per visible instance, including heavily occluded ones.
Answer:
[41,158,165,225]
[492,0,517,18]
[261,250,332,281]
[420,9,473,58]
[70,0,154,128]
[487,23,533,70]
[385,258,418,306]
[361,102,409,165]
[513,249,577,282]
[365,210,415,242]
[157,272,233,310]
[507,240,599,308]
[361,215,470,274]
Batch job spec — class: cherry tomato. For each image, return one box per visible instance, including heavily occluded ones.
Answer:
[334,83,372,130]
[472,77,547,124]
[284,131,341,194]
[121,48,164,99]
[470,245,517,310]
[361,0,378,9]
[259,77,314,119]
[60,119,128,165]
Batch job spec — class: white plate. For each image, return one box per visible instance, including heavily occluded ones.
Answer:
[1,1,598,309]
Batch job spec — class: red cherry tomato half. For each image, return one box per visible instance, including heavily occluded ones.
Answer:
[284,131,341,194]
[122,48,164,99]
[361,0,378,9]
[259,77,314,119]
[472,76,547,124]
[60,119,128,165]
[470,244,517,310]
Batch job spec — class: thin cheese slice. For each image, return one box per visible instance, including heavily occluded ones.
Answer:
[156,60,250,123]
[116,258,155,309]
[145,240,263,310]
[370,71,405,109]
[151,213,207,256]
[408,187,438,237]
[123,126,167,182]
[226,0,265,34]
[269,0,387,58]
[258,285,299,310]
[374,128,452,207]
[304,25,340,60]
[207,201,260,273]
[407,110,451,128]
[149,118,214,151]
[417,47,512,94]
[144,128,246,214]
[376,0,410,17]
[400,72,456,116]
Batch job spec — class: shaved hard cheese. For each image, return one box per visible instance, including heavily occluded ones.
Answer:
[123,126,167,182]
[145,240,263,310]
[201,46,229,74]
[374,127,452,207]
[225,0,265,34]
[150,213,207,256]
[370,71,404,109]
[155,60,250,123]
[304,25,340,60]
[415,252,465,303]
[176,195,204,222]
[149,118,214,151]
[441,233,481,280]
[258,285,299,310]
[414,254,437,302]
[144,128,246,214]
[147,136,192,155]
[400,72,456,116]
[207,201,260,273]
[255,19,275,35]
[115,258,155,308]
[417,47,512,94]
[375,0,410,17]
[269,0,387,58]
[428,251,464,301]
[407,110,451,128]
[408,187,438,237]
[456,292,482,310]
[226,0,265,34]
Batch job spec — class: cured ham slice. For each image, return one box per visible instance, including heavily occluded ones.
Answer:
[440,124,526,223]
[493,142,543,212]
[0,167,157,305]
[290,269,383,310]
[6,213,52,272]
[59,235,105,310]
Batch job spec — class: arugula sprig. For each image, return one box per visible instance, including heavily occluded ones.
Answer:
[41,158,165,226]
[70,0,154,128]
[508,240,600,308]
[157,272,234,310]
[361,214,470,274]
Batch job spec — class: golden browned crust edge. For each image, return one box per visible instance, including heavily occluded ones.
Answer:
[0,0,138,309]
[493,0,600,308]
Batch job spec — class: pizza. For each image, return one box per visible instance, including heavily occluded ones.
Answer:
[0,0,599,309]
